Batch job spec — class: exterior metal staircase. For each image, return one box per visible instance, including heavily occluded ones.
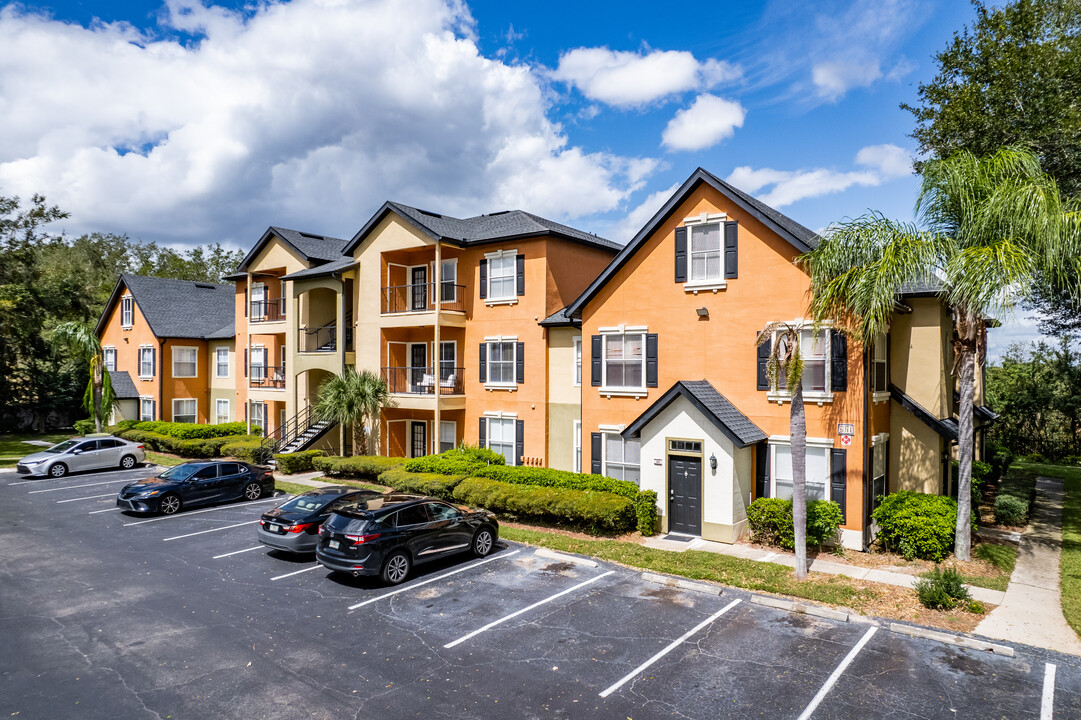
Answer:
[256,405,335,466]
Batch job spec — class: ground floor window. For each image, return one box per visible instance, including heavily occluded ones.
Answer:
[486,417,516,466]
[439,420,456,453]
[771,443,829,501]
[573,420,582,473]
[604,432,640,485]
[250,401,266,433]
[215,399,230,425]
[871,436,888,508]
[172,398,197,424]
[140,397,154,422]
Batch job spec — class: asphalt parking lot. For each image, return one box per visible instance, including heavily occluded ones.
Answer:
[2,464,1080,719]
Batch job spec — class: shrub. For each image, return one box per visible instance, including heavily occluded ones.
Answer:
[635,490,659,536]
[953,459,991,505]
[403,446,505,475]
[471,465,639,499]
[73,419,96,436]
[221,438,266,463]
[313,455,405,480]
[378,467,464,500]
[452,477,636,532]
[1022,452,1046,463]
[914,566,970,609]
[746,498,844,550]
[115,419,140,431]
[274,449,327,474]
[117,428,262,459]
[872,491,970,561]
[130,421,253,440]
[994,494,1029,526]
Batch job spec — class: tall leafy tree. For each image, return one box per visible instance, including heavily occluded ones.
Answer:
[314,369,394,456]
[803,146,1080,560]
[756,322,811,579]
[52,321,117,433]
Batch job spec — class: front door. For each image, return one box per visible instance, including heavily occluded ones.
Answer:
[668,456,702,535]
[410,422,427,458]
[410,344,427,392]
[410,267,427,311]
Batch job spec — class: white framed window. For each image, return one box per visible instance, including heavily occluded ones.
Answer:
[486,339,516,386]
[486,416,516,466]
[768,324,832,403]
[872,432,889,508]
[602,431,640,485]
[121,296,134,328]
[250,346,266,382]
[215,399,230,425]
[138,346,154,379]
[250,401,266,432]
[689,222,722,282]
[872,333,889,399]
[139,396,154,422]
[250,282,265,321]
[172,346,198,378]
[573,420,582,473]
[486,250,516,301]
[770,441,830,501]
[573,337,582,387]
[430,258,458,304]
[103,346,116,371]
[172,398,197,424]
[215,347,230,378]
[603,333,645,390]
[439,341,457,385]
[439,420,456,453]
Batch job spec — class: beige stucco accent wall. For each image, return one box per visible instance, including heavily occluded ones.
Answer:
[891,297,951,415]
[546,327,581,405]
[890,407,944,494]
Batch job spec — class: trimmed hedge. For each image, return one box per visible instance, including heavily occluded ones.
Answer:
[452,476,636,532]
[129,421,252,439]
[116,428,263,459]
[314,455,405,480]
[403,446,505,475]
[871,491,973,561]
[747,498,844,550]
[221,438,266,463]
[635,490,659,536]
[378,467,464,500]
[994,494,1028,526]
[273,450,327,474]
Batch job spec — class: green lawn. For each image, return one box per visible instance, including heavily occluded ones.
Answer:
[0,433,73,468]
[276,480,318,496]
[144,451,186,467]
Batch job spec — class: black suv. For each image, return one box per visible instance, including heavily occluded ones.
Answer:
[316,493,498,585]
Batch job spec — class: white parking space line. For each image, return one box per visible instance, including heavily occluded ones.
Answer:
[444,569,615,649]
[28,479,131,494]
[56,493,115,503]
[122,497,281,526]
[89,507,121,514]
[795,626,878,720]
[1041,662,1056,720]
[348,550,521,610]
[213,546,264,559]
[599,598,741,698]
[162,521,257,542]
[272,565,323,581]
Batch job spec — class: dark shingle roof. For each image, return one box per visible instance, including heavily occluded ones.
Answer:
[99,275,235,340]
[538,306,579,327]
[622,380,767,448]
[108,370,139,399]
[343,201,620,255]
[233,226,347,274]
[281,256,357,281]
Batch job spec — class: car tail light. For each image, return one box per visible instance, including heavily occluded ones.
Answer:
[287,523,315,534]
[136,444,145,449]
[317,525,325,536]
[344,533,381,545]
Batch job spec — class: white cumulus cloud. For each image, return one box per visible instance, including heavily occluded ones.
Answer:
[551,47,740,108]
[661,95,746,152]
[0,0,657,247]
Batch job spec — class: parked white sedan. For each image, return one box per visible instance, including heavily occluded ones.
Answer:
[16,436,146,478]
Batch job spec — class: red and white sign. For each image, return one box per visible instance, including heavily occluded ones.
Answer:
[840,435,852,446]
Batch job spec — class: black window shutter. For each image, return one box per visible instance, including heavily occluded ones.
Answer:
[590,433,602,474]
[755,443,770,499]
[515,341,525,384]
[478,343,487,383]
[478,417,486,449]
[674,227,687,283]
[243,348,248,378]
[724,220,738,279]
[830,448,847,523]
[244,288,248,317]
[479,259,487,299]
[515,419,524,466]
[645,333,658,387]
[516,254,525,296]
[756,333,771,390]
[590,335,602,386]
[151,347,156,376]
[830,331,847,391]
[152,400,157,421]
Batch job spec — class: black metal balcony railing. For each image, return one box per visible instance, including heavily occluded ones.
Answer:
[250,363,286,389]
[382,366,465,395]
[381,283,465,314]
[250,298,286,322]
[299,321,354,353]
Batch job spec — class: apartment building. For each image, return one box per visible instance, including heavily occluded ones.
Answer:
[96,275,235,424]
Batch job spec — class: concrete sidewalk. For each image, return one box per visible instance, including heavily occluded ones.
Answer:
[641,533,1007,606]
[975,476,1081,656]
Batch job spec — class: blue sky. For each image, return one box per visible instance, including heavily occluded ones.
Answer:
[0,0,1038,354]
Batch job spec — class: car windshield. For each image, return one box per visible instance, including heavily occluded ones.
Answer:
[158,465,202,481]
[46,439,80,454]
[278,494,333,513]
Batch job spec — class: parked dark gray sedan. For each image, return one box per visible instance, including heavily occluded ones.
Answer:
[258,486,381,554]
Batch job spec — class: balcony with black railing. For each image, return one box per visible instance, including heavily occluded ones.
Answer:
[250,298,286,323]
[382,366,464,396]
[381,282,465,315]
[299,317,354,354]
[250,363,286,389]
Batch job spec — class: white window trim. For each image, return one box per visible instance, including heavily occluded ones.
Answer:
[599,428,641,485]
[483,415,517,466]
[172,346,199,379]
[597,325,648,398]
[215,346,230,379]
[573,420,582,473]
[767,437,832,500]
[249,400,266,430]
[429,257,459,305]
[484,248,518,305]
[573,336,582,387]
[768,434,835,448]
[484,335,518,391]
[215,399,231,424]
[682,212,728,294]
[139,395,154,422]
[439,419,457,453]
[872,333,890,403]
[121,295,134,328]
[172,398,197,423]
[483,410,518,419]
[138,345,154,380]
[872,432,889,445]
[765,320,835,406]
[103,346,116,371]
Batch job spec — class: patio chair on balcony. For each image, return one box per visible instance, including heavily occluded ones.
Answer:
[440,372,457,394]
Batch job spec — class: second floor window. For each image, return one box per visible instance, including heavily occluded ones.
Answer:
[487,341,515,384]
[573,337,582,386]
[138,347,154,378]
[776,329,828,393]
[103,347,116,371]
[216,347,229,378]
[872,334,888,394]
[689,222,721,282]
[121,296,134,327]
[604,334,644,389]
[488,254,515,300]
[173,347,197,378]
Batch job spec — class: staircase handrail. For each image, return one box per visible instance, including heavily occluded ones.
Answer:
[255,405,321,464]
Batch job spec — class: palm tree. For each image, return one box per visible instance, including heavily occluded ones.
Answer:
[803,146,1081,561]
[52,321,117,433]
[314,368,394,456]
[756,322,811,579]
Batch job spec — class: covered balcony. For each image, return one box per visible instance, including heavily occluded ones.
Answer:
[250,297,286,323]
[249,362,286,389]
[381,282,465,315]
[382,365,464,396]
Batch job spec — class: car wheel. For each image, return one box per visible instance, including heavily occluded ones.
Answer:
[48,463,68,478]
[381,550,411,585]
[472,527,495,557]
[244,482,263,501]
[159,494,181,515]
[119,455,136,470]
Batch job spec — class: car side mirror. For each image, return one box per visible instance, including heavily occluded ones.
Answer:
[71,449,82,455]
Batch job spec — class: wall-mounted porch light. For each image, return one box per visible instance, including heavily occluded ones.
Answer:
[709,453,717,471]
[696,307,709,318]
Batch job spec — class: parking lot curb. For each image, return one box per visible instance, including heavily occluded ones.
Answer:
[889,622,1015,657]
[534,548,599,567]
[641,572,723,596]
[750,595,851,622]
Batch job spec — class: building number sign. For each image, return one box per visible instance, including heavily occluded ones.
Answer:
[837,423,855,436]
